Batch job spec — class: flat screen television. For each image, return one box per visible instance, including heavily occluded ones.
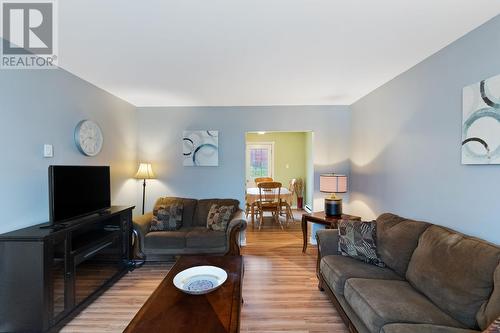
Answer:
[49,166,111,223]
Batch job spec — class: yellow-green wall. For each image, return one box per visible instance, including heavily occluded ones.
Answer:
[246,131,311,206]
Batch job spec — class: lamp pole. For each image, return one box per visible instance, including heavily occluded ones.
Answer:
[141,179,146,215]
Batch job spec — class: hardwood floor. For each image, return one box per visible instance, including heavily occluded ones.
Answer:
[241,214,347,333]
[60,264,173,333]
[61,212,347,333]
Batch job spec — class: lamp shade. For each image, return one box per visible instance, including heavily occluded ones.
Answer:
[320,174,347,193]
[135,163,155,179]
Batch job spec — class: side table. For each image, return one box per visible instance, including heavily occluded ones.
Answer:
[301,211,361,253]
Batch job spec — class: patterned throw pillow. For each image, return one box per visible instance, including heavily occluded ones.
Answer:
[150,202,184,232]
[338,220,385,267]
[207,204,235,231]
[484,317,500,333]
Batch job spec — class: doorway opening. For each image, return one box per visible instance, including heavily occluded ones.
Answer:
[244,131,314,230]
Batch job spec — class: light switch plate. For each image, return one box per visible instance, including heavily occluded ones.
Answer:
[44,144,53,158]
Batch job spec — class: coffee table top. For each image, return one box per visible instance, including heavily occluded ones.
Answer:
[124,256,243,333]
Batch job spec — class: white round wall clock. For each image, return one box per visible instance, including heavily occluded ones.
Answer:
[74,120,104,156]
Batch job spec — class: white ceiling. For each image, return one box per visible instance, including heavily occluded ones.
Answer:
[58,1,500,107]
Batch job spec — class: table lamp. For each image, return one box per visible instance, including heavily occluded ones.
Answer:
[320,174,347,216]
[135,163,156,215]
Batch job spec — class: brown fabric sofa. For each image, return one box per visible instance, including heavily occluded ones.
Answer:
[317,213,500,333]
[133,197,247,261]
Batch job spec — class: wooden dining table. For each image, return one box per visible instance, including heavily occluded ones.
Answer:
[246,187,293,224]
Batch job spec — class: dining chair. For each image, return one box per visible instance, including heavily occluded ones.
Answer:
[279,179,296,226]
[256,181,283,230]
[247,177,274,225]
[254,177,273,184]
[245,193,253,218]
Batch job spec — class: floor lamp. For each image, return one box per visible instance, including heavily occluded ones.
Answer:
[135,163,156,215]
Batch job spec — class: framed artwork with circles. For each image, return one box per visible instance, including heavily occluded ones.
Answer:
[462,74,500,164]
[183,130,219,166]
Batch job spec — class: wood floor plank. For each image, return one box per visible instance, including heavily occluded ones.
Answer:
[61,212,347,333]
[240,214,347,333]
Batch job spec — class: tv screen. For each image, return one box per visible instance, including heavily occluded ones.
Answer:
[49,166,111,223]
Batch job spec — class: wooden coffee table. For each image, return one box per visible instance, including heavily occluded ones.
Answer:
[124,256,243,333]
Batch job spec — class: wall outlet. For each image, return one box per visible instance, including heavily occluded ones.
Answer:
[44,144,53,158]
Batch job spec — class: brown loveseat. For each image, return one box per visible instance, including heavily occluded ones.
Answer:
[133,197,247,261]
[316,213,500,333]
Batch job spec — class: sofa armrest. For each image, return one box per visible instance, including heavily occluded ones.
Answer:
[132,212,153,256]
[316,229,340,287]
[226,210,247,255]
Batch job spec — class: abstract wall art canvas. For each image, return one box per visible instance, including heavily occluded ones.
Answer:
[462,74,500,164]
[183,130,219,166]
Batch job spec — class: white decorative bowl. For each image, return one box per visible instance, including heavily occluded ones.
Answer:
[173,265,228,295]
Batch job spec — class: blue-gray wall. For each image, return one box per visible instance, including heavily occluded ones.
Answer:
[136,106,351,214]
[350,15,500,244]
[0,68,137,234]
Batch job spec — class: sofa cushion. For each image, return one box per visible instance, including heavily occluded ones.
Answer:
[376,213,430,277]
[477,265,500,330]
[194,199,239,227]
[186,228,226,248]
[144,231,187,249]
[338,220,385,267]
[206,204,235,231]
[150,201,183,231]
[344,278,465,333]
[406,226,500,329]
[381,324,479,333]
[154,197,197,227]
[320,255,402,295]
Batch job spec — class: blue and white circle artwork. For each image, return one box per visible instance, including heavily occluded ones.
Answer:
[183,130,219,166]
[462,74,500,164]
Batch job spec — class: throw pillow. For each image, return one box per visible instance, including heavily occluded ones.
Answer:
[484,317,500,333]
[207,204,235,231]
[338,220,385,267]
[150,202,184,232]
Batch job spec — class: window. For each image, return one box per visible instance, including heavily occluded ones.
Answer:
[246,143,274,184]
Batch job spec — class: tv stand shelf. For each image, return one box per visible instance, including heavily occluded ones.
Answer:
[71,230,117,256]
[0,206,134,333]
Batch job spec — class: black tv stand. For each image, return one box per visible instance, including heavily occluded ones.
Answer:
[0,206,134,333]
[39,223,68,230]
